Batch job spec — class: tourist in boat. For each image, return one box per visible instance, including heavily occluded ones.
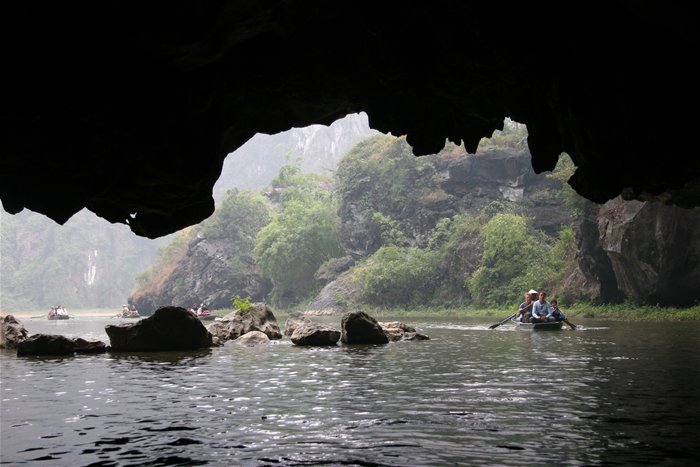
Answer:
[129,305,139,317]
[49,306,57,318]
[550,299,566,321]
[121,304,130,317]
[531,291,554,323]
[515,291,534,323]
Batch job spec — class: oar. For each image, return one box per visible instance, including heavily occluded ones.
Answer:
[488,313,517,330]
[563,318,577,330]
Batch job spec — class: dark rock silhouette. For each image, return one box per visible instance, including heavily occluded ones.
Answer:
[341,311,389,345]
[105,306,212,351]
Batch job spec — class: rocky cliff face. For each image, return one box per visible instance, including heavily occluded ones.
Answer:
[130,234,271,315]
[440,150,570,236]
[338,144,573,260]
[598,198,700,305]
[568,198,700,306]
[213,113,378,197]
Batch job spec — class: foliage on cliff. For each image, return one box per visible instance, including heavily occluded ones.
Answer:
[130,189,272,310]
[332,127,578,309]
[254,164,344,306]
[128,121,580,311]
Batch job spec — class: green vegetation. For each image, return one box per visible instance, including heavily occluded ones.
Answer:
[469,213,549,306]
[354,246,440,306]
[254,163,344,306]
[477,118,529,153]
[562,302,700,321]
[335,135,439,247]
[232,295,252,313]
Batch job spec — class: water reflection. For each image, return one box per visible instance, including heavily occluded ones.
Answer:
[1,317,699,465]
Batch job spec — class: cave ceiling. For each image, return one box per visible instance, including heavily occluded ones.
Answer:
[1,1,698,238]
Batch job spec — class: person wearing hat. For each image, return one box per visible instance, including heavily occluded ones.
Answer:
[528,289,538,302]
[515,290,537,323]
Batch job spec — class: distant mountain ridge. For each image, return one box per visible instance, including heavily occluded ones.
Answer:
[213,113,379,198]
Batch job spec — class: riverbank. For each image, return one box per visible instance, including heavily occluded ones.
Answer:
[6,303,698,322]
[1,308,121,319]
[271,303,700,321]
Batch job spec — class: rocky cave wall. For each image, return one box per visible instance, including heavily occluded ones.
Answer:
[2,2,699,238]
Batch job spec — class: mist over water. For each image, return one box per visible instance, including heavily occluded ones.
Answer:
[2,316,699,466]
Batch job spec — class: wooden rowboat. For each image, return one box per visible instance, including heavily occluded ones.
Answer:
[512,320,563,331]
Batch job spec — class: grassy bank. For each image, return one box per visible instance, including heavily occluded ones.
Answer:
[273,303,700,321]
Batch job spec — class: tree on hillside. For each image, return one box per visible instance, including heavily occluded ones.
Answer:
[254,164,344,306]
[469,213,553,306]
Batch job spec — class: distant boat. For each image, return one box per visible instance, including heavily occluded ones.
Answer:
[48,313,70,320]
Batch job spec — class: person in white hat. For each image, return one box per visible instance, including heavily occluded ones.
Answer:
[516,290,536,322]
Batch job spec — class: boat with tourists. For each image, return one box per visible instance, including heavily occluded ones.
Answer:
[189,302,215,320]
[118,304,141,319]
[48,305,70,320]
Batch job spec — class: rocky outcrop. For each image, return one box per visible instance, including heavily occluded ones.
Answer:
[284,312,306,337]
[439,150,570,236]
[341,311,389,345]
[17,334,107,356]
[284,314,341,346]
[235,331,270,346]
[131,234,271,315]
[565,197,700,306]
[305,272,359,315]
[0,315,29,349]
[598,198,700,306]
[105,306,212,351]
[379,321,429,342]
[206,303,282,343]
[338,144,572,259]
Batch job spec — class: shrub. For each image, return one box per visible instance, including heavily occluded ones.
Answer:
[232,295,252,313]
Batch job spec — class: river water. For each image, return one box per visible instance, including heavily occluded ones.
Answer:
[1,315,699,466]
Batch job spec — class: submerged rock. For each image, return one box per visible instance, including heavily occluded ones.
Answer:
[17,334,107,356]
[235,331,270,346]
[379,321,429,342]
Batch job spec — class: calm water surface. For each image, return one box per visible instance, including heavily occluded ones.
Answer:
[1,315,699,466]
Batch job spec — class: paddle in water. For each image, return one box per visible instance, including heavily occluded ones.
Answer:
[488,313,517,329]
[563,318,577,330]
